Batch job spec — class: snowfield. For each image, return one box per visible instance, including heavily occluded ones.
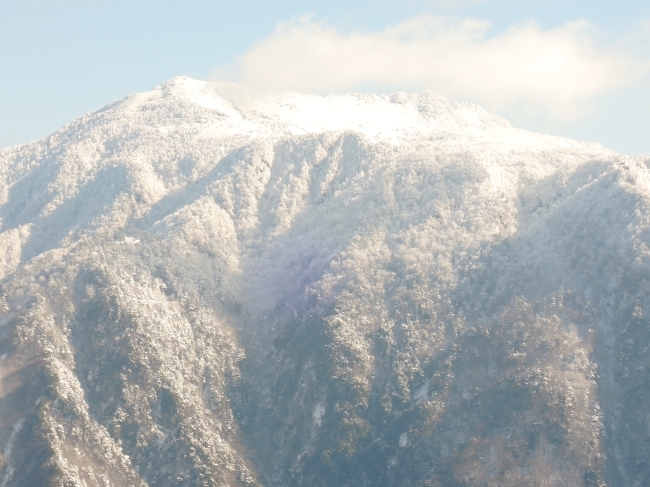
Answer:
[0,76,649,487]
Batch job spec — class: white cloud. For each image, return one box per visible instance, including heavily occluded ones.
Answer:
[218,15,649,121]
[427,0,490,6]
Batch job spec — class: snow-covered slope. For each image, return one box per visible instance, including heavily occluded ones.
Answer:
[0,76,649,487]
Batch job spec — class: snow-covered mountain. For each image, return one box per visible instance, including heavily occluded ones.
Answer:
[1,76,649,486]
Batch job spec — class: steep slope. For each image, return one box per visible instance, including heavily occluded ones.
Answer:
[0,76,649,486]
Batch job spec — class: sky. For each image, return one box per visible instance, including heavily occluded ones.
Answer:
[1,0,649,155]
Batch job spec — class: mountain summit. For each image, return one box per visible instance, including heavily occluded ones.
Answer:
[0,77,649,487]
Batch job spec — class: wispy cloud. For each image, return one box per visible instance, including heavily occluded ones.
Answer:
[216,14,649,121]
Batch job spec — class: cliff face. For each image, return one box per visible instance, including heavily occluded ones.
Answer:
[1,77,649,487]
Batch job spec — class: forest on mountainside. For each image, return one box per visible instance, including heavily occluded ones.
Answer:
[1,77,650,487]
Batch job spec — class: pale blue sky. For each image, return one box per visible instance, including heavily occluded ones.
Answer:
[1,0,649,154]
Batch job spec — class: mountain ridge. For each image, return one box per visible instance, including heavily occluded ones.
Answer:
[0,77,648,487]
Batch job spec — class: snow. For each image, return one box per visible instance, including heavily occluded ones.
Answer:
[399,433,408,448]
[119,76,589,149]
[0,75,631,314]
[0,419,24,487]
[413,380,430,402]
[313,403,325,426]
[0,75,648,485]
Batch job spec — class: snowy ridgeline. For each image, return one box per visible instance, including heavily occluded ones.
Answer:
[0,76,625,306]
[0,76,649,487]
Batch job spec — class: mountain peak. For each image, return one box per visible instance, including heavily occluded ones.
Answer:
[93,77,601,155]
[0,76,645,487]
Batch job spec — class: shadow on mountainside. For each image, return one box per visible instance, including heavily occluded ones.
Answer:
[442,157,650,487]
[454,158,645,320]
[18,165,130,262]
[134,145,251,230]
[232,157,650,487]
[0,155,63,232]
